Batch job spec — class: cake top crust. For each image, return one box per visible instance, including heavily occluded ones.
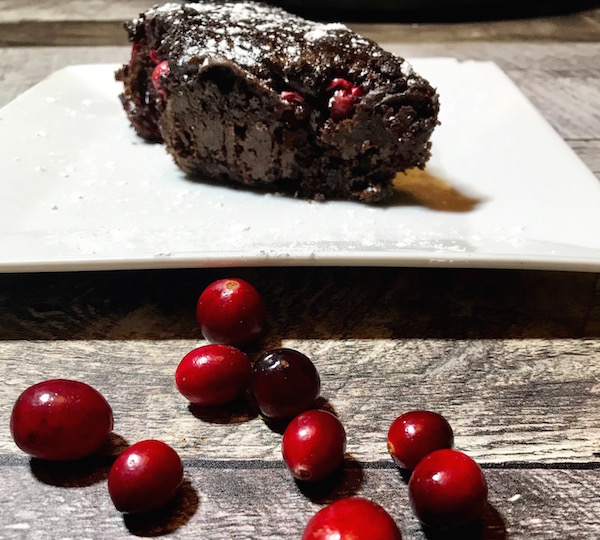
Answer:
[128,1,417,93]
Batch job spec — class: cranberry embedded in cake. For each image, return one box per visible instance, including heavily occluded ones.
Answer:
[151,60,170,100]
[326,78,365,121]
[115,1,439,202]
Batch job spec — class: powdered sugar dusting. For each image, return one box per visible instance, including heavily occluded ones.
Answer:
[139,2,377,75]
[304,23,351,42]
[304,28,328,42]
[401,60,414,77]
[147,2,188,14]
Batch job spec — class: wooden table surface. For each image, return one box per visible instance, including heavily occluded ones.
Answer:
[1,2,600,538]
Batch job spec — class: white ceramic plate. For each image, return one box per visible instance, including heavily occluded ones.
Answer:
[1,59,599,272]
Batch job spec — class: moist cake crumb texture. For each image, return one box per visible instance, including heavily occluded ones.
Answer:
[116,1,440,203]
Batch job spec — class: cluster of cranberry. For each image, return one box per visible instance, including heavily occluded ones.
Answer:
[145,43,363,125]
[387,411,488,532]
[279,77,364,122]
[9,376,183,513]
[9,277,488,537]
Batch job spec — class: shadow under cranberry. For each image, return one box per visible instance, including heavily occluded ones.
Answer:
[101,432,132,458]
[124,479,199,537]
[395,466,413,484]
[29,432,129,487]
[422,504,507,540]
[187,392,258,425]
[260,396,337,434]
[30,455,111,487]
[259,414,290,434]
[294,454,364,504]
[315,397,338,416]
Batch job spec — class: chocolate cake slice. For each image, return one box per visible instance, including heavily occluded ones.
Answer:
[115,1,439,203]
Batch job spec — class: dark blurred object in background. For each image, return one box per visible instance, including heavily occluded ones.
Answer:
[268,0,600,22]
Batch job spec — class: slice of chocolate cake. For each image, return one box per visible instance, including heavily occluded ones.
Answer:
[115,1,439,203]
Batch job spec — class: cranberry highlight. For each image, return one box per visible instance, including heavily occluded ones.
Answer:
[175,344,251,406]
[282,409,346,481]
[326,77,364,121]
[108,439,184,514]
[151,60,170,100]
[302,497,402,540]
[281,91,305,105]
[326,78,355,93]
[196,278,266,348]
[130,43,141,60]
[10,379,113,461]
[408,449,488,530]
[387,410,454,470]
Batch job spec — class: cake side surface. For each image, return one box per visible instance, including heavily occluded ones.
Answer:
[115,1,440,202]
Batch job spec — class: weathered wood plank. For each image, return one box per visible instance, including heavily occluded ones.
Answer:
[2,337,599,464]
[378,41,600,71]
[0,14,598,539]
[0,0,151,22]
[1,268,599,464]
[0,463,598,539]
[505,70,600,141]
[0,21,129,47]
[0,46,128,108]
[1,2,600,45]
[0,17,595,47]
[2,268,597,340]
[354,10,600,43]
[1,0,599,24]
[567,140,600,177]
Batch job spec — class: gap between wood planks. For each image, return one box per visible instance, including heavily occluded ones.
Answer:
[1,8,600,47]
[1,455,599,469]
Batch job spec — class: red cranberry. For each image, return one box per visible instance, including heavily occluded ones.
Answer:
[175,344,251,406]
[408,449,488,530]
[151,60,170,100]
[281,91,307,125]
[250,348,320,420]
[302,497,402,540]
[281,91,305,105]
[196,278,266,348]
[326,78,364,121]
[149,50,159,65]
[325,78,355,93]
[387,410,454,470]
[329,94,355,121]
[10,379,113,461]
[282,410,346,481]
[108,439,184,514]
[130,43,141,60]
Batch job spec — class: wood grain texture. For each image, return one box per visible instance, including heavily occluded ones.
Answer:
[568,140,600,177]
[0,0,152,22]
[0,268,598,340]
[0,463,598,539]
[1,2,600,44]
[353,10,600,42]
[2,337,600,464]
[0,269,599,464]
[2,0,599,23]
[0,46,128,108]
[1,11,600,539]
[0,21,129,47]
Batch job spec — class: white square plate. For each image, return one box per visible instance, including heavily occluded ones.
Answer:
[1,59,599,272]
